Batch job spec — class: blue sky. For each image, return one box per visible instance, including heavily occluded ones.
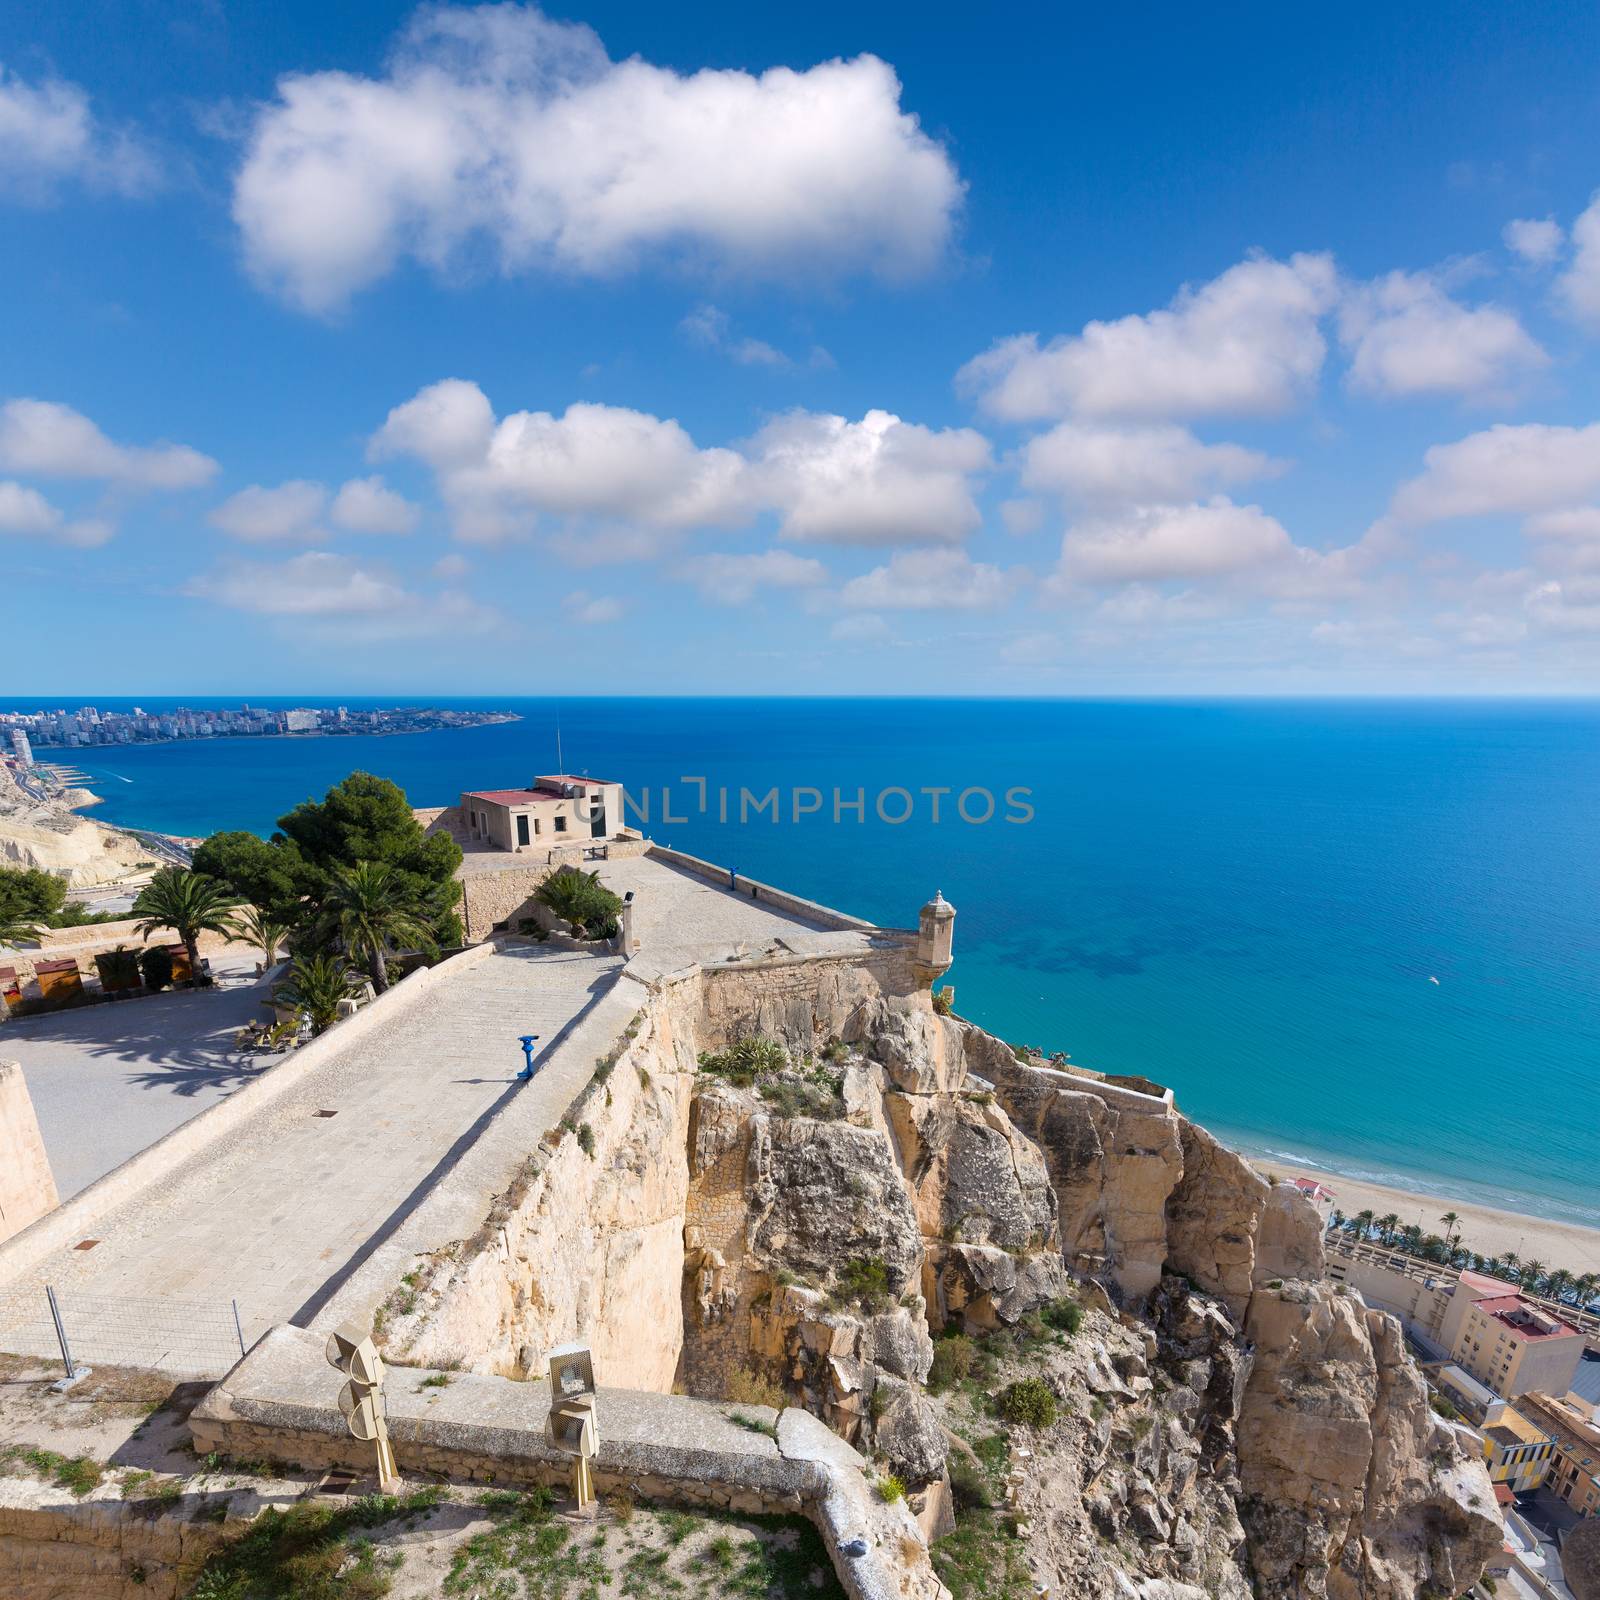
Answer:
[6,0,1600,695]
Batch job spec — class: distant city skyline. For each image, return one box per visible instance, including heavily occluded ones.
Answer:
[6,2,1600,694]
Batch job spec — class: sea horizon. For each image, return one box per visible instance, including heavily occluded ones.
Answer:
[9,693,1598,1236]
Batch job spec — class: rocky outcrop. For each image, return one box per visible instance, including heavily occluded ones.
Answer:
[377,961,1497,1600]
[1236,1283,1500,1600]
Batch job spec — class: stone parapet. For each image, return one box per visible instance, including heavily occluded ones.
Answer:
[191,1325,945,1600]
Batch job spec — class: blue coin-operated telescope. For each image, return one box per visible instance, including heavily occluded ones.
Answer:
[517,1034,541,1082]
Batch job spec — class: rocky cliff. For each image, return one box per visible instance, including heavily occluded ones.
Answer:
[380,966,1501,1600]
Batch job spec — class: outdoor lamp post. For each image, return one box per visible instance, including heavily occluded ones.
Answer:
[517,1034,541,1081]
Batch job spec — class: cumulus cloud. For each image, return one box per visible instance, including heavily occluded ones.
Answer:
[1338,271,1545,399]
[1057,497,1294,585]
[374,380,990,550]
[1558,193,1600,328]
[1504,217,1563,266]
[678,550,828,605]
[233,4,961,312]
[0,399,216,489]
[1019,421,1275,505]
[838,547,1017,610]
[209,480,326,542]
[959,253,1337,421]
[1389,422,1600,523]
[752,408,990,546]
[0,65,159,202]
[331,474,420,534]
[0,481,64,536]
[185,550,497,636]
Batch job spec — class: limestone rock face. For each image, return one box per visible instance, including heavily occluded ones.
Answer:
[974,1035,1183,1299]
[1256,1180,1327,1286]
[750,1115,925,1294]
[923,1241,1071,1333]
[1236,1283,1500,1600]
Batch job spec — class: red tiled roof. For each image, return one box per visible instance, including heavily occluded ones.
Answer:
[1494,1483,1515,1506]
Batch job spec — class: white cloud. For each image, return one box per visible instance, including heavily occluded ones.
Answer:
[839,547,1017,610]
[431,551,470,579]
[233,4,961,313]
[1526,576,1600,634]
[375,382,747,540]
[1503,217,1563,266]
[0,481,64,536]
[185,550,496,636]
[1524,507,1600,541]
[1338,270,1545,399]
[999,498,1043,536]
[679,550,828,604]
[375,380,990,549]
[959,253,1337,421]
[0,65,159,202]
[208,480,327,542]
[681,304,790,368]
[563,589,623,624]
[1057,497,1294,585]
[753,408,990,546]
[1019,421,1275,505]
[831,612,890,642]
[0,399,216,489]
[1559,193,1600,328]
[331,474,419,534]
[1389,422,1600,523]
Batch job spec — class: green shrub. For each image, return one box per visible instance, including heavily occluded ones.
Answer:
[576,1123,596,1158]
[833,1256,892,1313]
[877,1474,906,1503]
[932,986,954,1016]
[1041,1297,1083,1336]
[698,1036,788,1085]
[997,1378,1057,1429]
[927,1334,976,1395]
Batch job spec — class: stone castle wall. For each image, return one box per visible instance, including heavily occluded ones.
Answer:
[0,1062,57,1246]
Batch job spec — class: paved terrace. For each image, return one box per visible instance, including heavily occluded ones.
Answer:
[0,853,872,1371]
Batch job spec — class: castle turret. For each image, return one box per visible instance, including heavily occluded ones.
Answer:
[914,889,956,986]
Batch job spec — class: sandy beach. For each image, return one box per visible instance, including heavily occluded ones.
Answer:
[1259,1158,1600,1282]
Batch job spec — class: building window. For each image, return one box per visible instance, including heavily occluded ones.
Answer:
[555,816,568,833]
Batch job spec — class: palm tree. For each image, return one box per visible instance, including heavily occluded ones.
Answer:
[1354,1208,1376,1242]
[131,866,240,986]
[1545,1269,1574,1305]
[1377,1212,1400,1247]
[0,906,44,948]
[231,904,289,969]
[276,952,359,1035]
[1439,1211,1461,1255]
[1519,1259,1547,1294]
[317,861,432,994]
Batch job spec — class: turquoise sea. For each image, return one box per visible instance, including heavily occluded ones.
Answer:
[11,696,1599,1230]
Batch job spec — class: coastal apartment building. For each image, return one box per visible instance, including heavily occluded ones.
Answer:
[1447,1291,1584,1400]
[1514,1393,1600,1516]
[1481,1403,1555,1493]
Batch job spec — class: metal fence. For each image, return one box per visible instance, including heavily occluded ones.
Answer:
[0,1285,247,1378]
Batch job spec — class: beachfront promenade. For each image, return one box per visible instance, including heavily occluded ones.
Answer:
[0,854,845,1369]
